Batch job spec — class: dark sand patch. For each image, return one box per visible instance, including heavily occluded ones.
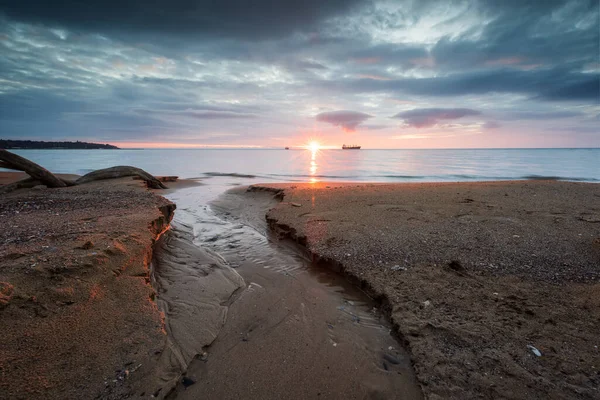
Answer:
[256,181,600,399]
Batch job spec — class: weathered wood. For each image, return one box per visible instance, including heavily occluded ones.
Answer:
[75,166,167,189]
[133,175,179,183]
[0,178,41,195]
[60,178,78,187]
[0,149,67,188]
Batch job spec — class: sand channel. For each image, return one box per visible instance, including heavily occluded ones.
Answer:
[154,178,423,399]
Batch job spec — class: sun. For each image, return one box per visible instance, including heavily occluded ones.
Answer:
[307,141,320,152]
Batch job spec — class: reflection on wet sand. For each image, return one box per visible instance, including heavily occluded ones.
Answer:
[150,222,245,397]
[159,181,422,399]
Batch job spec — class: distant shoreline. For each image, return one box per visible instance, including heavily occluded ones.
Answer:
[0,139,119,150]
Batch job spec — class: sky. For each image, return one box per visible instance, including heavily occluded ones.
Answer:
[0,0,598,149]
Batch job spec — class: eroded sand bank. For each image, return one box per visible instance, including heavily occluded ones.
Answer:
[0,174,175,399]
[253,181,600,399]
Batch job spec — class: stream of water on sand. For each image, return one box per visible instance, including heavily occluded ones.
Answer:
[155,175,422,399]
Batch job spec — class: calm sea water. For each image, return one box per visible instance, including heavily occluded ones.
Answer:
[4,148,599,182]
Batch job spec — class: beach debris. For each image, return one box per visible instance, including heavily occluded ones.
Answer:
[130,363,142,373]
[423,300,432,307]
[391,265,406,271]
[115,366,133,381]
[199,352,209,361]
[527,345,542,357]
[182,376,196,388]
[291,202,302,207]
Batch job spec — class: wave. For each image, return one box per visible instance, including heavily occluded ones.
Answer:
[203,172,599,183]
[520,175,598,182]
[203,172,257,178]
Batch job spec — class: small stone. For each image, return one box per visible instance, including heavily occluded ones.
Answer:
[79,241,94,250]
[527,345,542,357]
[182,377,196,388]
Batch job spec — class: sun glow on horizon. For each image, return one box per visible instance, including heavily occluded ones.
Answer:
[307,141,321,152]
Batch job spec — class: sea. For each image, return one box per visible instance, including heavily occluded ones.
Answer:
[4,148,599,182]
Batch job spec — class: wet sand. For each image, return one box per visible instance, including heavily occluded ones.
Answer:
[150,222,245,396]
[162,185,423,399]
[253,181,600,399]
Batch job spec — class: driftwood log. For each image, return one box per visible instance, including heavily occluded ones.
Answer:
[76,166,167,189]
[0,178,42,195]
[0,149,67,188]
[0,149,167,193]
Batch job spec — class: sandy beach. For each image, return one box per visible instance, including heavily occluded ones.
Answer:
[2,173,599,399]
[255,181,600,399]
[0,172,175,399]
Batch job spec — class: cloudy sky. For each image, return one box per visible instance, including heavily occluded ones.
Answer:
[0,0,598,148]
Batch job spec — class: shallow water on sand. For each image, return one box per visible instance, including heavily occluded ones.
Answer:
[159,176,422,399]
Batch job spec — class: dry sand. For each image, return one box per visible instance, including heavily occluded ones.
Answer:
[0,173,175,399]
[254,181,600,399]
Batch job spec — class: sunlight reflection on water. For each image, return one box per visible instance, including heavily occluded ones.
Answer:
[310,148,318,182]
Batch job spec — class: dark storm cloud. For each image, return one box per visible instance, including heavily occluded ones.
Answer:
[346,44,428,67]
[321,68,599,102]
[0,0,363,40]
[316,110,373,132]
[392,108,481,128]
[156,110,258,120]
[431,0,598,70]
